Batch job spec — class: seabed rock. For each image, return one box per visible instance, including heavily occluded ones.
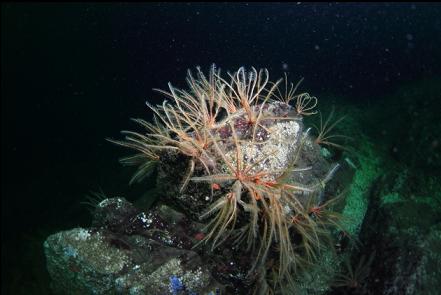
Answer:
[44,197,223,295]
[350,170,441,295]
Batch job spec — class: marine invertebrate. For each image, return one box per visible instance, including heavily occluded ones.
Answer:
[313,107,350,150]
[109,65,347,293]
[332,252,375,292]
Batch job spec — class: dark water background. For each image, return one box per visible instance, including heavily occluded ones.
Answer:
[2,3,441,294]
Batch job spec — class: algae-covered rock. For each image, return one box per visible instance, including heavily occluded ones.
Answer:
[352,170,441,295]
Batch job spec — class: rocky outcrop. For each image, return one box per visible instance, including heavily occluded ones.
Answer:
[44,197,223,295]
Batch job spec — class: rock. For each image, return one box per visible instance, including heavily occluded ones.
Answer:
[340,169,441,295]
[44,198,223,295]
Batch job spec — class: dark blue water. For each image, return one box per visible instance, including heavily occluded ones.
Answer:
[2,3,441,294]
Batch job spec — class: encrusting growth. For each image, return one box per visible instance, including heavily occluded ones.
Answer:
[108,65,347,293]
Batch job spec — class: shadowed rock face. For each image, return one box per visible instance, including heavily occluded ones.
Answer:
[344,172,441,295]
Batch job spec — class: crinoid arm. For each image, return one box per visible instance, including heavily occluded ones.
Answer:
[119,153,158,185]
[313,107,352,150]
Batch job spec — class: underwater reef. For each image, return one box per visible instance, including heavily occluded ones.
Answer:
[44,66,356,294]
[43,67,441,294]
